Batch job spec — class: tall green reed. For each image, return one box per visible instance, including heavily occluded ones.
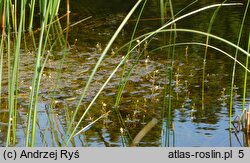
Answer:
[201,0,228,110]
[113,0,148,144]
[229,0,249,130]
[160,0,177,147]
[160,0,167,116]
[241,0,250,112]
[0,0,62,146]
[0,0,5,101]
[6,0,26,147]
[168,0,177,139]
[26,0,62,147]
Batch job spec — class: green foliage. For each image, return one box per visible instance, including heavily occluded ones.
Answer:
[0,0,62,147]
[0,0,249,147]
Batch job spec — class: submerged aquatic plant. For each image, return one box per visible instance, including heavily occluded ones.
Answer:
[0,0,249,147]
[61,1,248,146]
[64,0,145,146]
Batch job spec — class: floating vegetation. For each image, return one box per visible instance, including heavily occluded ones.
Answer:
[0,0,249,147]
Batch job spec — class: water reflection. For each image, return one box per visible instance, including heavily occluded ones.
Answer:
[0,0,249,146]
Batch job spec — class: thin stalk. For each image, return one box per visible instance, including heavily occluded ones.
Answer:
[160,0,166,25]
[0,2,4,34]
[242,32,250,112]
[229,0,249,129]
[241,0,250,112]
[161,0,168,119]
[22,0,26,33]
[174,0,198,17]
[14,0,17,33]
[6,0,12,146]
[114,0,148,141]
[114,49,146,142]
[73,111,111,137]
[115,0,147,108]
[33,0,61,146]
[26,0,49,146]
[6,0,27,147]
[25,0,61,146]
[165,0,177,147]
[66,0,70,46]
[243,34,250,114]
[0,0,5,100]
[202,1,227,110]
[28,0,36,32]
[159,0,197,117]
[0,31,4,101]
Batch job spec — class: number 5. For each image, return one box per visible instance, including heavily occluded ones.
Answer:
[238,150,244,158]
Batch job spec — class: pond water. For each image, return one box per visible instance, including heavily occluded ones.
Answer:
[0,0,250,147]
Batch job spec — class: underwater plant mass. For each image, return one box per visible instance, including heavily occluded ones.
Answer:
[0,0,250,147]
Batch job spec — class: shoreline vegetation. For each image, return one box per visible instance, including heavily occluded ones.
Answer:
[0,0,249,147]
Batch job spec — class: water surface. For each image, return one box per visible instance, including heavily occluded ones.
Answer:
[0,0,249,147]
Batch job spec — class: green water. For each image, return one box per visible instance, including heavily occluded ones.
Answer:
[0,0,249,147]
